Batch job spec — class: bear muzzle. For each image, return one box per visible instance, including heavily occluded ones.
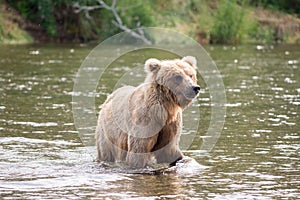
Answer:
[183,85,200,100]
[192,85,201,95]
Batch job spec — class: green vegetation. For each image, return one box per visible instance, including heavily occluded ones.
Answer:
[7,0,56,36]
[249,0,300,17]
[210,0,246,44]
[97,0,156,40]
[0,2,33,44]
[1,0,300,44]
[6,0,98,41]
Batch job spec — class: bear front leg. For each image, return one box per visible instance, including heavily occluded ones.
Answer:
[126,135,157,168]
[154,142,183,166]
[153,112,183,166]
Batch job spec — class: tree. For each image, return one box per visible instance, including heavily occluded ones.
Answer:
[74,0,152,44]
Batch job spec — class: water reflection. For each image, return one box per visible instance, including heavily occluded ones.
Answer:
[0,44,299,199]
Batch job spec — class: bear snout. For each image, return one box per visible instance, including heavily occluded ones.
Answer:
[192,85,200,95]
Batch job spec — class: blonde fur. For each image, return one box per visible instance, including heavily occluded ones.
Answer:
[96,56,199,168]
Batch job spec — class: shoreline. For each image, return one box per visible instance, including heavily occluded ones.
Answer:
[1,1,299,45]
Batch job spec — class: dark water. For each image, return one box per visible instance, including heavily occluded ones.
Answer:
[0,44,299,199]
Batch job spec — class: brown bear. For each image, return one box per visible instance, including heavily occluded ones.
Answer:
[95,56,200,168]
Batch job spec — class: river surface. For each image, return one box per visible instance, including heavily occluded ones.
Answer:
[0,44,299,199]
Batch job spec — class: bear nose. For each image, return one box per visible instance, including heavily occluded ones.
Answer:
[192,85,200,94]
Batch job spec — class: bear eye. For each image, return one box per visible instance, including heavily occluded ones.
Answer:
[175,75,183,83]
[189,74,193,79]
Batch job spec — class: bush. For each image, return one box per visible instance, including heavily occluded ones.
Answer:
[7,0,57,36]
[210,0,246,44]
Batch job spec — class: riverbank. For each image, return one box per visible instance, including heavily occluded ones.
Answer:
[1,0,300,44]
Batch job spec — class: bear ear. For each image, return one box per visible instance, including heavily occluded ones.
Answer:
[182,56,197,69]
[144,58,161,73]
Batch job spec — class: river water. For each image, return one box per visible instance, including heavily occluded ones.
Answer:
[0,44,299,199]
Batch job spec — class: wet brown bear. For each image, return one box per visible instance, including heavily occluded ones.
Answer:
[95,56,200,168]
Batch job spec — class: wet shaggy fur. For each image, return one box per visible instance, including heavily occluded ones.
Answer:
[95,56,200,168]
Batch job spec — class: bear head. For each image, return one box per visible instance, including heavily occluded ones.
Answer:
[144,56,200,108]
